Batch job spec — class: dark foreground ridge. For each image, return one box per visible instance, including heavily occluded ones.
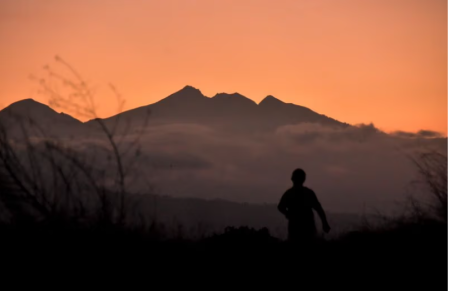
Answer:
[1,219,446,289]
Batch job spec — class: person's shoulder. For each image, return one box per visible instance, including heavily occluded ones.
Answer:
[283,187,295,195]
[303,186,316,195]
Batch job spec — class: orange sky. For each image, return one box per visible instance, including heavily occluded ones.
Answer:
[0,0,447,134]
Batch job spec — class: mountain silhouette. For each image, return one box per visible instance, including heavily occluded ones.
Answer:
[1,86,349,136]
[0,99,84,138]
[86,85,349,133]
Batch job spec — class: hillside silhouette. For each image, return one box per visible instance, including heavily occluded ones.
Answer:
[0,99,85,138]
[88,85,348,133]
[0,85,348,137]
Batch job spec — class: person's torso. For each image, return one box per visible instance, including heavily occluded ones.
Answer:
[285,186,315,222]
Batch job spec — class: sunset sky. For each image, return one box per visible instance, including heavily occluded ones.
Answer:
[0,0,447,135]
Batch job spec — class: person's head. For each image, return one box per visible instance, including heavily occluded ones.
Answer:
[291,168,306,186]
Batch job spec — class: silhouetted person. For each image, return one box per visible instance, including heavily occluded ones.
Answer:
[278,168,330,243]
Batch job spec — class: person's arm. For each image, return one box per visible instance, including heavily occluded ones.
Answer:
[311,191,330,233]
[278,192,289,218]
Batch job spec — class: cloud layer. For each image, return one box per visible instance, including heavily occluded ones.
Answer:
[100,122,446,214]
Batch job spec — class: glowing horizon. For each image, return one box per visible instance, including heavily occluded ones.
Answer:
[0,0,447,135]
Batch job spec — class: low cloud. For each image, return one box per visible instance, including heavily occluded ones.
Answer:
[99,122,445,214]
[11,121,446,214]
[390,129,443,139]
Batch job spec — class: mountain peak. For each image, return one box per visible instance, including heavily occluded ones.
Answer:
[212,92,257,106]
[213,92,245,98]
[180,85,202,93]
[156,85,206,106]
[259,95,284,106]
[14,98,34,103]
[5,99,80,121]
[2,98,52,112]
[1,99,84,122]
[0,98,83,134]
[9,98,42,105]
[173,85,204,96]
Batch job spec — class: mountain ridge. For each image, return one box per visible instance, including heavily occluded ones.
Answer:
[0,98,86,137]
[84,85,349,132]
[1,85,349,136]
